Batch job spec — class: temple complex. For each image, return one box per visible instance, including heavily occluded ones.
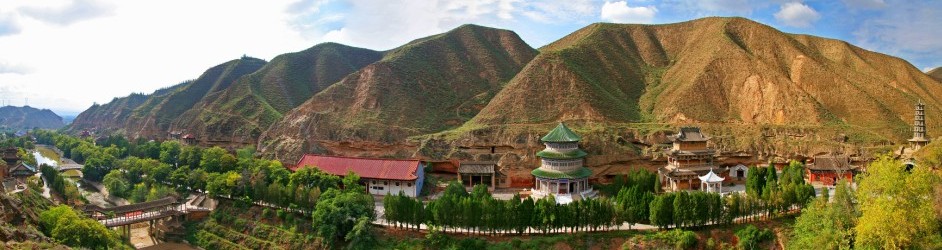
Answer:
[658,127,726,192]
[531,123,596,202]
[806,155,860,185]
[909,100,930,150]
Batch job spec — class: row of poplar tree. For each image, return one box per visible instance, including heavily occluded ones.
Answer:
[385,165,816,234]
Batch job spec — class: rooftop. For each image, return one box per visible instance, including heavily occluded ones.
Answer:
[698,170,725,183]
[536,148,588,160]
[807,155,859,171]
[458,162,496,174]
[293,154,421,181]
[541,123,581,142]
[531,167,592,179]
[671,127,710,142]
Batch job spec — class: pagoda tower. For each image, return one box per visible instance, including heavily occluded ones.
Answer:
[658,127,721,192]
[531,123,596,202]
[909,101,930,150]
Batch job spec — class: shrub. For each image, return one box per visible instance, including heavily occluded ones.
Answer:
[735,225,773,250]
[424,226,452,249]
[262,208,273,219]
[653,229,697,250]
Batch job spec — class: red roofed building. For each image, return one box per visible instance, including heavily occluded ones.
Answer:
[292,154,426,197]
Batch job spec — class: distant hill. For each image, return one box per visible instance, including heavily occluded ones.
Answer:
[0,106,64,130]
[929,67,942,82]
[259,24,538,160]
[67,44,382,145]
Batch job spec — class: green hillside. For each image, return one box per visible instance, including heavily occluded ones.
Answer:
[67,57,266,138]
[172,43,382,143]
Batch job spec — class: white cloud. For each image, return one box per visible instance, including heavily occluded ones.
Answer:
[309,0,593,50]
[600,1,657,24]
[0,14,21,37]
[0,61,30,74]
[774,2,821,28]
[0,0,311,114]
[19,0,115,26]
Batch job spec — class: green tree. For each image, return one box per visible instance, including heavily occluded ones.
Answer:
[40,205,127,249]
[159,140,181,165]
[855,155,942,249]
[649,193,674,229]
[344,216,376,250]
[312,173,375,248]
[788,181,857,250]
[200,146,228,173]
[130,183,148,203]
[102,170,130,197]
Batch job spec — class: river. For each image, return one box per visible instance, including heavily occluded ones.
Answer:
[32,146,128,207]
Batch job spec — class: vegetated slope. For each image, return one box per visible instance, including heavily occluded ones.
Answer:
[173,43,382,144]
[0,106,65,130]
[67,57,266,138]
[68,93,151,134]
[471,17,942,143]
[259,24,538,161]
[929,67,942,82]
[126,57,267,138]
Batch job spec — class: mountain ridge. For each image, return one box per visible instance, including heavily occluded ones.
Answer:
[258,24,539,160]
[0,106,64,130]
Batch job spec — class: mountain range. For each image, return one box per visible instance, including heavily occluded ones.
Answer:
[67,17,942,183]
[0,106,65,130]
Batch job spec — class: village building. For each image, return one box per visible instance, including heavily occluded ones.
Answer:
[1,147,36,192]
[806,155,860,186]
[530,123,596,202]
[291,154,425,197]
[909,100,930,151]
[2,147,21,177]
[728,164,749,180]
[658,127,726,192]
[181,134,197,145]
[699,170,725,193]
[458,161,498,191]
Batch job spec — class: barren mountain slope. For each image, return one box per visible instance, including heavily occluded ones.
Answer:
[259,24,538,161]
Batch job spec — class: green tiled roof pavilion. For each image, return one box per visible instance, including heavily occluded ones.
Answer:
[541,123,581,142]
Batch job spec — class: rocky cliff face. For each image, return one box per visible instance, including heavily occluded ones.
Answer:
[0,106,65,130]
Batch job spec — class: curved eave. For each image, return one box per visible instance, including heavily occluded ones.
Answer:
[536,149,588,160]
[531,167,592,179]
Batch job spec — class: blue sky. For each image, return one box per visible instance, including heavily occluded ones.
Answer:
[0,0,939,115]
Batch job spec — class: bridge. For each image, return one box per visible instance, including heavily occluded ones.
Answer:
[84,196,211,238]
[56,163,83,172]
